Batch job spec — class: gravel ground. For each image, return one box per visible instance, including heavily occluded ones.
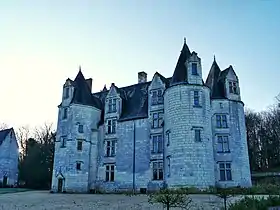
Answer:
[0,191,268,210]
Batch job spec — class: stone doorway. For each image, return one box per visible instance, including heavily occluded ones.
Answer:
[2,176,7,187]
[57,178,63,193]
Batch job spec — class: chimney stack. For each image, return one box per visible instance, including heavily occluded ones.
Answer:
[85,78,92,91]
[138,71,147,83]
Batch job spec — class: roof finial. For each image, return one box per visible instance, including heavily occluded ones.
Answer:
[184,37,186,44]
[214,55,216,62]
[79,65,81,72]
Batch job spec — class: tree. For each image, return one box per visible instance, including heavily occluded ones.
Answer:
[215,187,238,210]
[18,123,55,189]
[16,125,31,159]
[148,189,193,210]
[0,123,9,130]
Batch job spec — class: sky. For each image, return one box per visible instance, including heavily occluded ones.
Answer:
[0,0,279,129]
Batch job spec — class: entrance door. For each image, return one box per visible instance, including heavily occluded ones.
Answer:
[57,178,63,192]
[3,176,7,187]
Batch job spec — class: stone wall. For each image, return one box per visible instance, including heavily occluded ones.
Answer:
[164,84,215,188]
[51,103,101,192]
[0,129,18,185]
[95,118,151,192]
[211,99,252,187]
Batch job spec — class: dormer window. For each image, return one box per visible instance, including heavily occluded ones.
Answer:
[229,81,238,94]
[151,90,163,105]
[64,87,69,99]
[192,63,198,75]
[108,98,117,113]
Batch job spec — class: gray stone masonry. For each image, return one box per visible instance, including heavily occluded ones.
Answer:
[51,42,252,192]
[0,128,19,186]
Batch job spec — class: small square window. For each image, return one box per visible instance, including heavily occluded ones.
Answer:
[76,162,81,170]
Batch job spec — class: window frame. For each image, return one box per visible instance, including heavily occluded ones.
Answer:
[108,98,117,113]
[193,90,200,107]
[217,136,230,153]
[60,136,66,148]
[219,162,232,181]
[105,139,116,157]
[62,108,68,119]
[152,135,163,154]
[107,119,117,134]
[166,156,171,177]
[166,130,170,146]
[105,164,115,182]
[192,63,198,75]
[229,81,238,94]
[77,140,83,151]
[194,129,201,142]
[151,89,163,105]
[78,124,84,133]
[152,161,163,180]
[76,162,82,171]
[152,112,163,128]
[216,114,228,128]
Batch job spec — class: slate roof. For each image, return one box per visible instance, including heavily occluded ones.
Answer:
[170,41,191,85]
[67,41,237,123]
[0,128,12,146]
[93,76,171,123]
[70,70,103,109]
[205,59,237,99]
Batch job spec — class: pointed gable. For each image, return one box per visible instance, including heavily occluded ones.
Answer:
[205,58,225,98]
[0,128,12,146]
[71,70,102,109]
[170,39,191,85]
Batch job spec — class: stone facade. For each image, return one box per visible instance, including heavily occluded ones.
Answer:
[0,128,19,186]
[51,40,252,193]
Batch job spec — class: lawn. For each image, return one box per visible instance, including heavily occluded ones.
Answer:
[0,188,31,194]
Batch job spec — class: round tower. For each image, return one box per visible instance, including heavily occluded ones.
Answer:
[164,41,215,188]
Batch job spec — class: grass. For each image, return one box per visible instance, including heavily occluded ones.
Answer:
[0,188,31,194]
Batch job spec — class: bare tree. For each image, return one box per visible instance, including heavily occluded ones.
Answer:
[33,122,54,144]
[0,123,9,130]
[16,125,31,158]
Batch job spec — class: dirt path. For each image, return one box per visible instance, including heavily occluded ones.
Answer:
[0,191,261,210]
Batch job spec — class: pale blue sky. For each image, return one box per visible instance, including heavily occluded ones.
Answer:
[0,0,279,129]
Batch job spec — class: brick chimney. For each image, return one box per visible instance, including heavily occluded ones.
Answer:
[138,71,147,83]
